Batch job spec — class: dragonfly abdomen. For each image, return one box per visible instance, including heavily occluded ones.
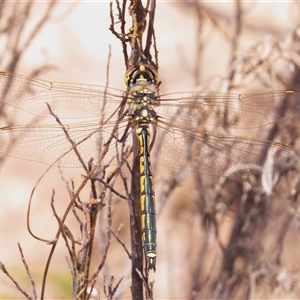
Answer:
[137,124,157,271]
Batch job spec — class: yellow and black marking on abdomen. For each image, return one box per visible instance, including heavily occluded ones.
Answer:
[137,124,157,271]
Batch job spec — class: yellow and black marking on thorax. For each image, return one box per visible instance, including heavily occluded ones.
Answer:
[125,64,159,271]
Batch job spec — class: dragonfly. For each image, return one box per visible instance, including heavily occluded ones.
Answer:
[1,65,300,271]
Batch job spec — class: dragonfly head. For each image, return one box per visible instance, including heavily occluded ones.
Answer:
[125,64,158,87]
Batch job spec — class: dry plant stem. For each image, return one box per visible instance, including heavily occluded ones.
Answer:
[25,104,96,243]
[46,103,89,172]
[109,0,158,299]
[127,0,157,294]
[92,141,133,201]
[151,3,300,299]
[113,120,145,298]
[128,0,149,54]
[36,97,128,299]
[0,1,57,169]
[103,275,125,299]
[192,2,204,86]
[143,0,157,64]
[187,3,244,296]
[50,180,104,300]
[0,243,37,300]
[227,0,243,86]
[77,202,99,299]
[76,162,101,299]
[17,243,37,299]
[2,2,300,299]
[109,0,129,68]
[90,189,113,282]
[0,1,56,75]
[109,226,132,259]
[40,146,110,298]
[50,191,79,293]
[92,175,128,200]
[36,68,128,296]
[0,264,32,300]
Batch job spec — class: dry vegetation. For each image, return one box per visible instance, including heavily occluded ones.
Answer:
[0,1,300,300]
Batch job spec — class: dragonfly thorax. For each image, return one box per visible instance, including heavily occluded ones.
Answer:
[128,88,158,126]
[126,66,159,126]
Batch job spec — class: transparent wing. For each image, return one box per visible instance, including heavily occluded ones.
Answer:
[1,72,300,174]
[0,72,130,168]
[0,120,130,167]
[153,122,300,176]
[153,90,300,176]
[0,72,125,119]
[157,90,300,129]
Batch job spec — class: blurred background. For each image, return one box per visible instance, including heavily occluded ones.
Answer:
[1,1,300,299]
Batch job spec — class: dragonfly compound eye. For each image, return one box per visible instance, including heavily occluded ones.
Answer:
[125,64,158,86]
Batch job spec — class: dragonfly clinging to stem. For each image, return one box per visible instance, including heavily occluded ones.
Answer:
[1,65,300,271]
